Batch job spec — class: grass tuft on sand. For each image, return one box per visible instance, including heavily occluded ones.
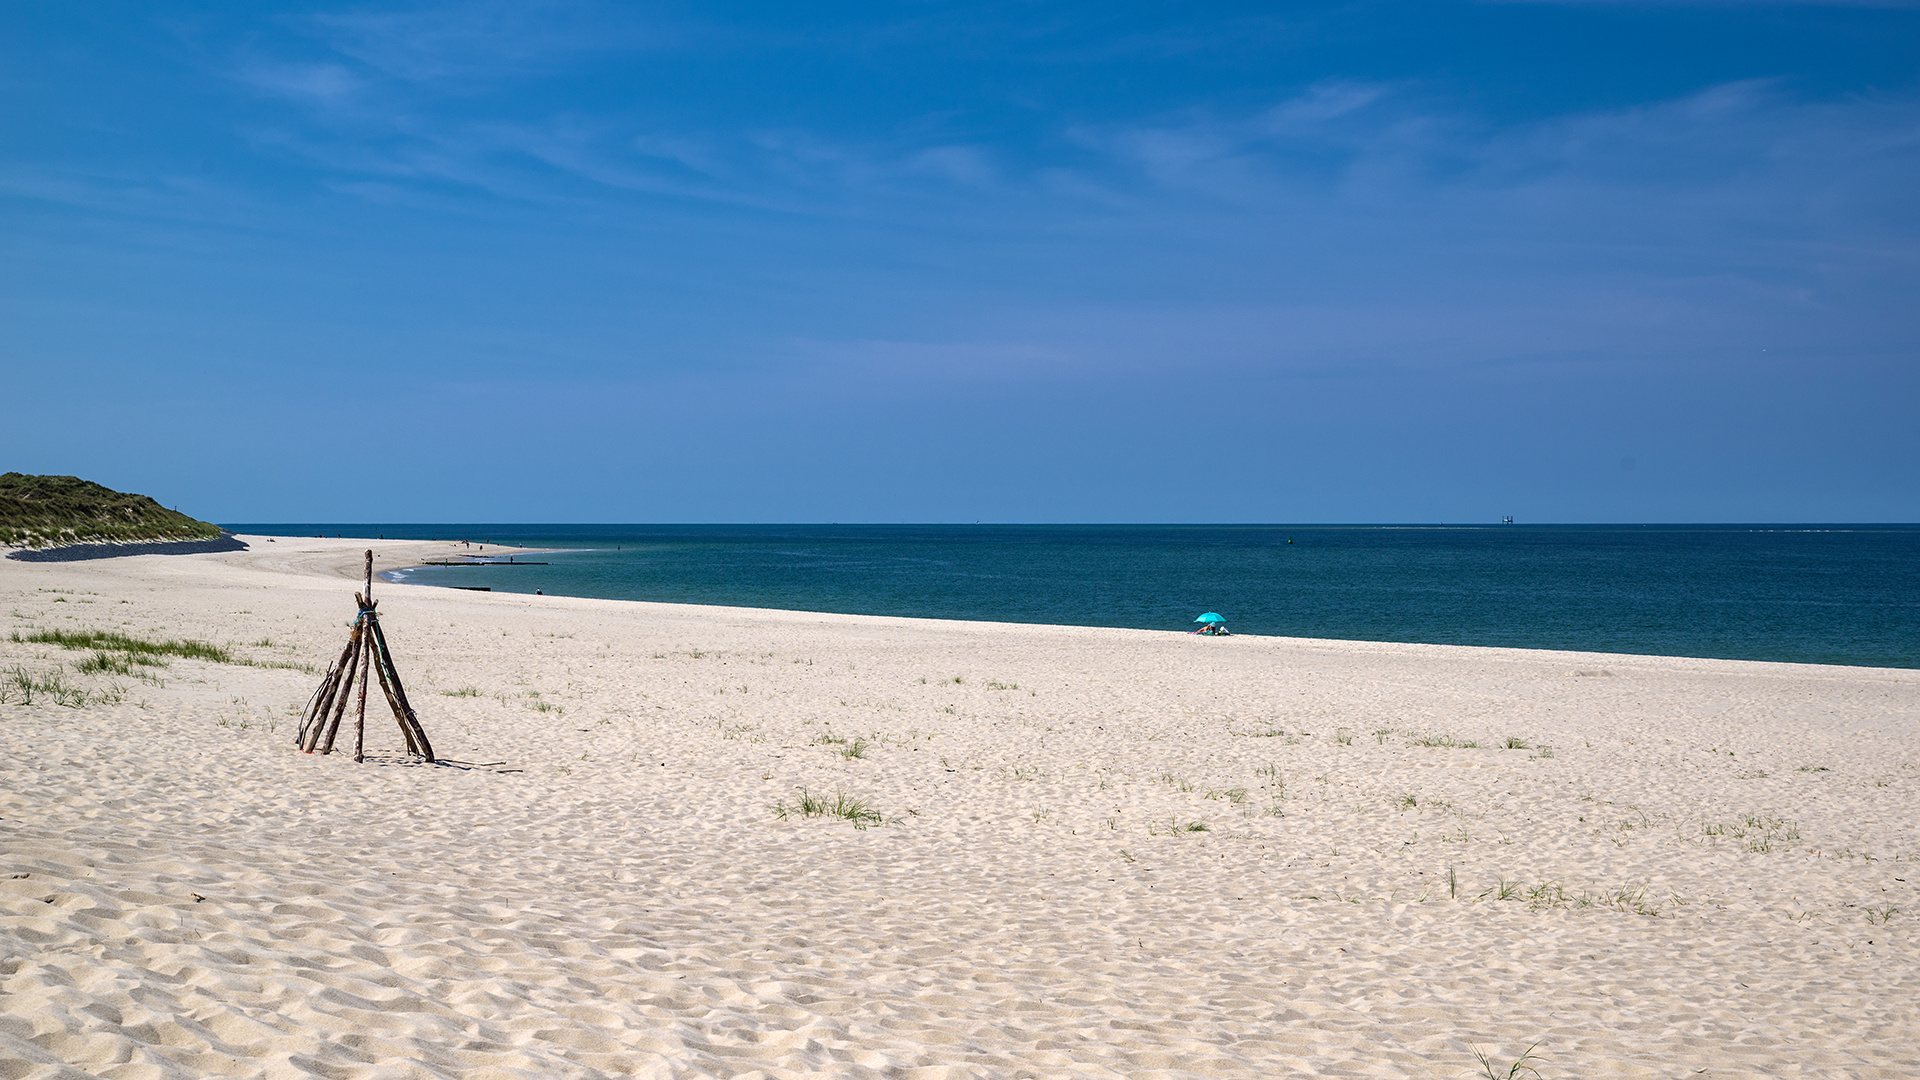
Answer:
[773,789,886,829]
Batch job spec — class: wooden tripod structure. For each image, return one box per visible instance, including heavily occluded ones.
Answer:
[296,550,435,763]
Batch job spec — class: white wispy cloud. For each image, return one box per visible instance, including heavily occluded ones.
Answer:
[1065,81,1411,200]
[0,163,270,229]
[302,0,659,85]
[1072,76,1920,234]
[232,60,366,104]
[186,0,1920,378]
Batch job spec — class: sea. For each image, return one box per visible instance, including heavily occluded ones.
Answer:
[225,524,1920,670]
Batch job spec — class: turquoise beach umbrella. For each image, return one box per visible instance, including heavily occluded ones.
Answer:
[1195,612,1226,624]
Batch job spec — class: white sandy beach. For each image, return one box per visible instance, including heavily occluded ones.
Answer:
[2,536,1916,1079]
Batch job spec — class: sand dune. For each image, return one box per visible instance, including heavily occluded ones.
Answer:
[3,537,1916,1079]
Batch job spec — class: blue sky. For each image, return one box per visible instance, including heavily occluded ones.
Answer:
[3,1,1916,522]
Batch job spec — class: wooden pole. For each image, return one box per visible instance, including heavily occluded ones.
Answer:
[303,649,342,752]
[297,663,334,749]
[369,627,419,756]
[318,617,363,755]
[355,550,374,763]
[299,549,441,764]
[295,667,329,747]
[298,670,333,750]
[369,615,434,761]
[353,603,372,764]
[300,633,360,750]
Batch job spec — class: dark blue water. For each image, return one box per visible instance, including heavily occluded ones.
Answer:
[226,524,1920,669]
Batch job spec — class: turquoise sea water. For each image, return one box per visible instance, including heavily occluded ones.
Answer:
[227,524,1920,669]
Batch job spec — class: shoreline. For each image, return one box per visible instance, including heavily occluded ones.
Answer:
[10,530,1903,674]
[227,524,1920,671]
[371,537,1917,675]
[15,533,1910,706]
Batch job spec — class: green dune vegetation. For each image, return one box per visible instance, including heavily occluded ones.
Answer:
[0,473,223,549]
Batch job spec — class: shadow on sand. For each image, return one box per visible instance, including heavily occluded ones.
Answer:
[7,535,250,562]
